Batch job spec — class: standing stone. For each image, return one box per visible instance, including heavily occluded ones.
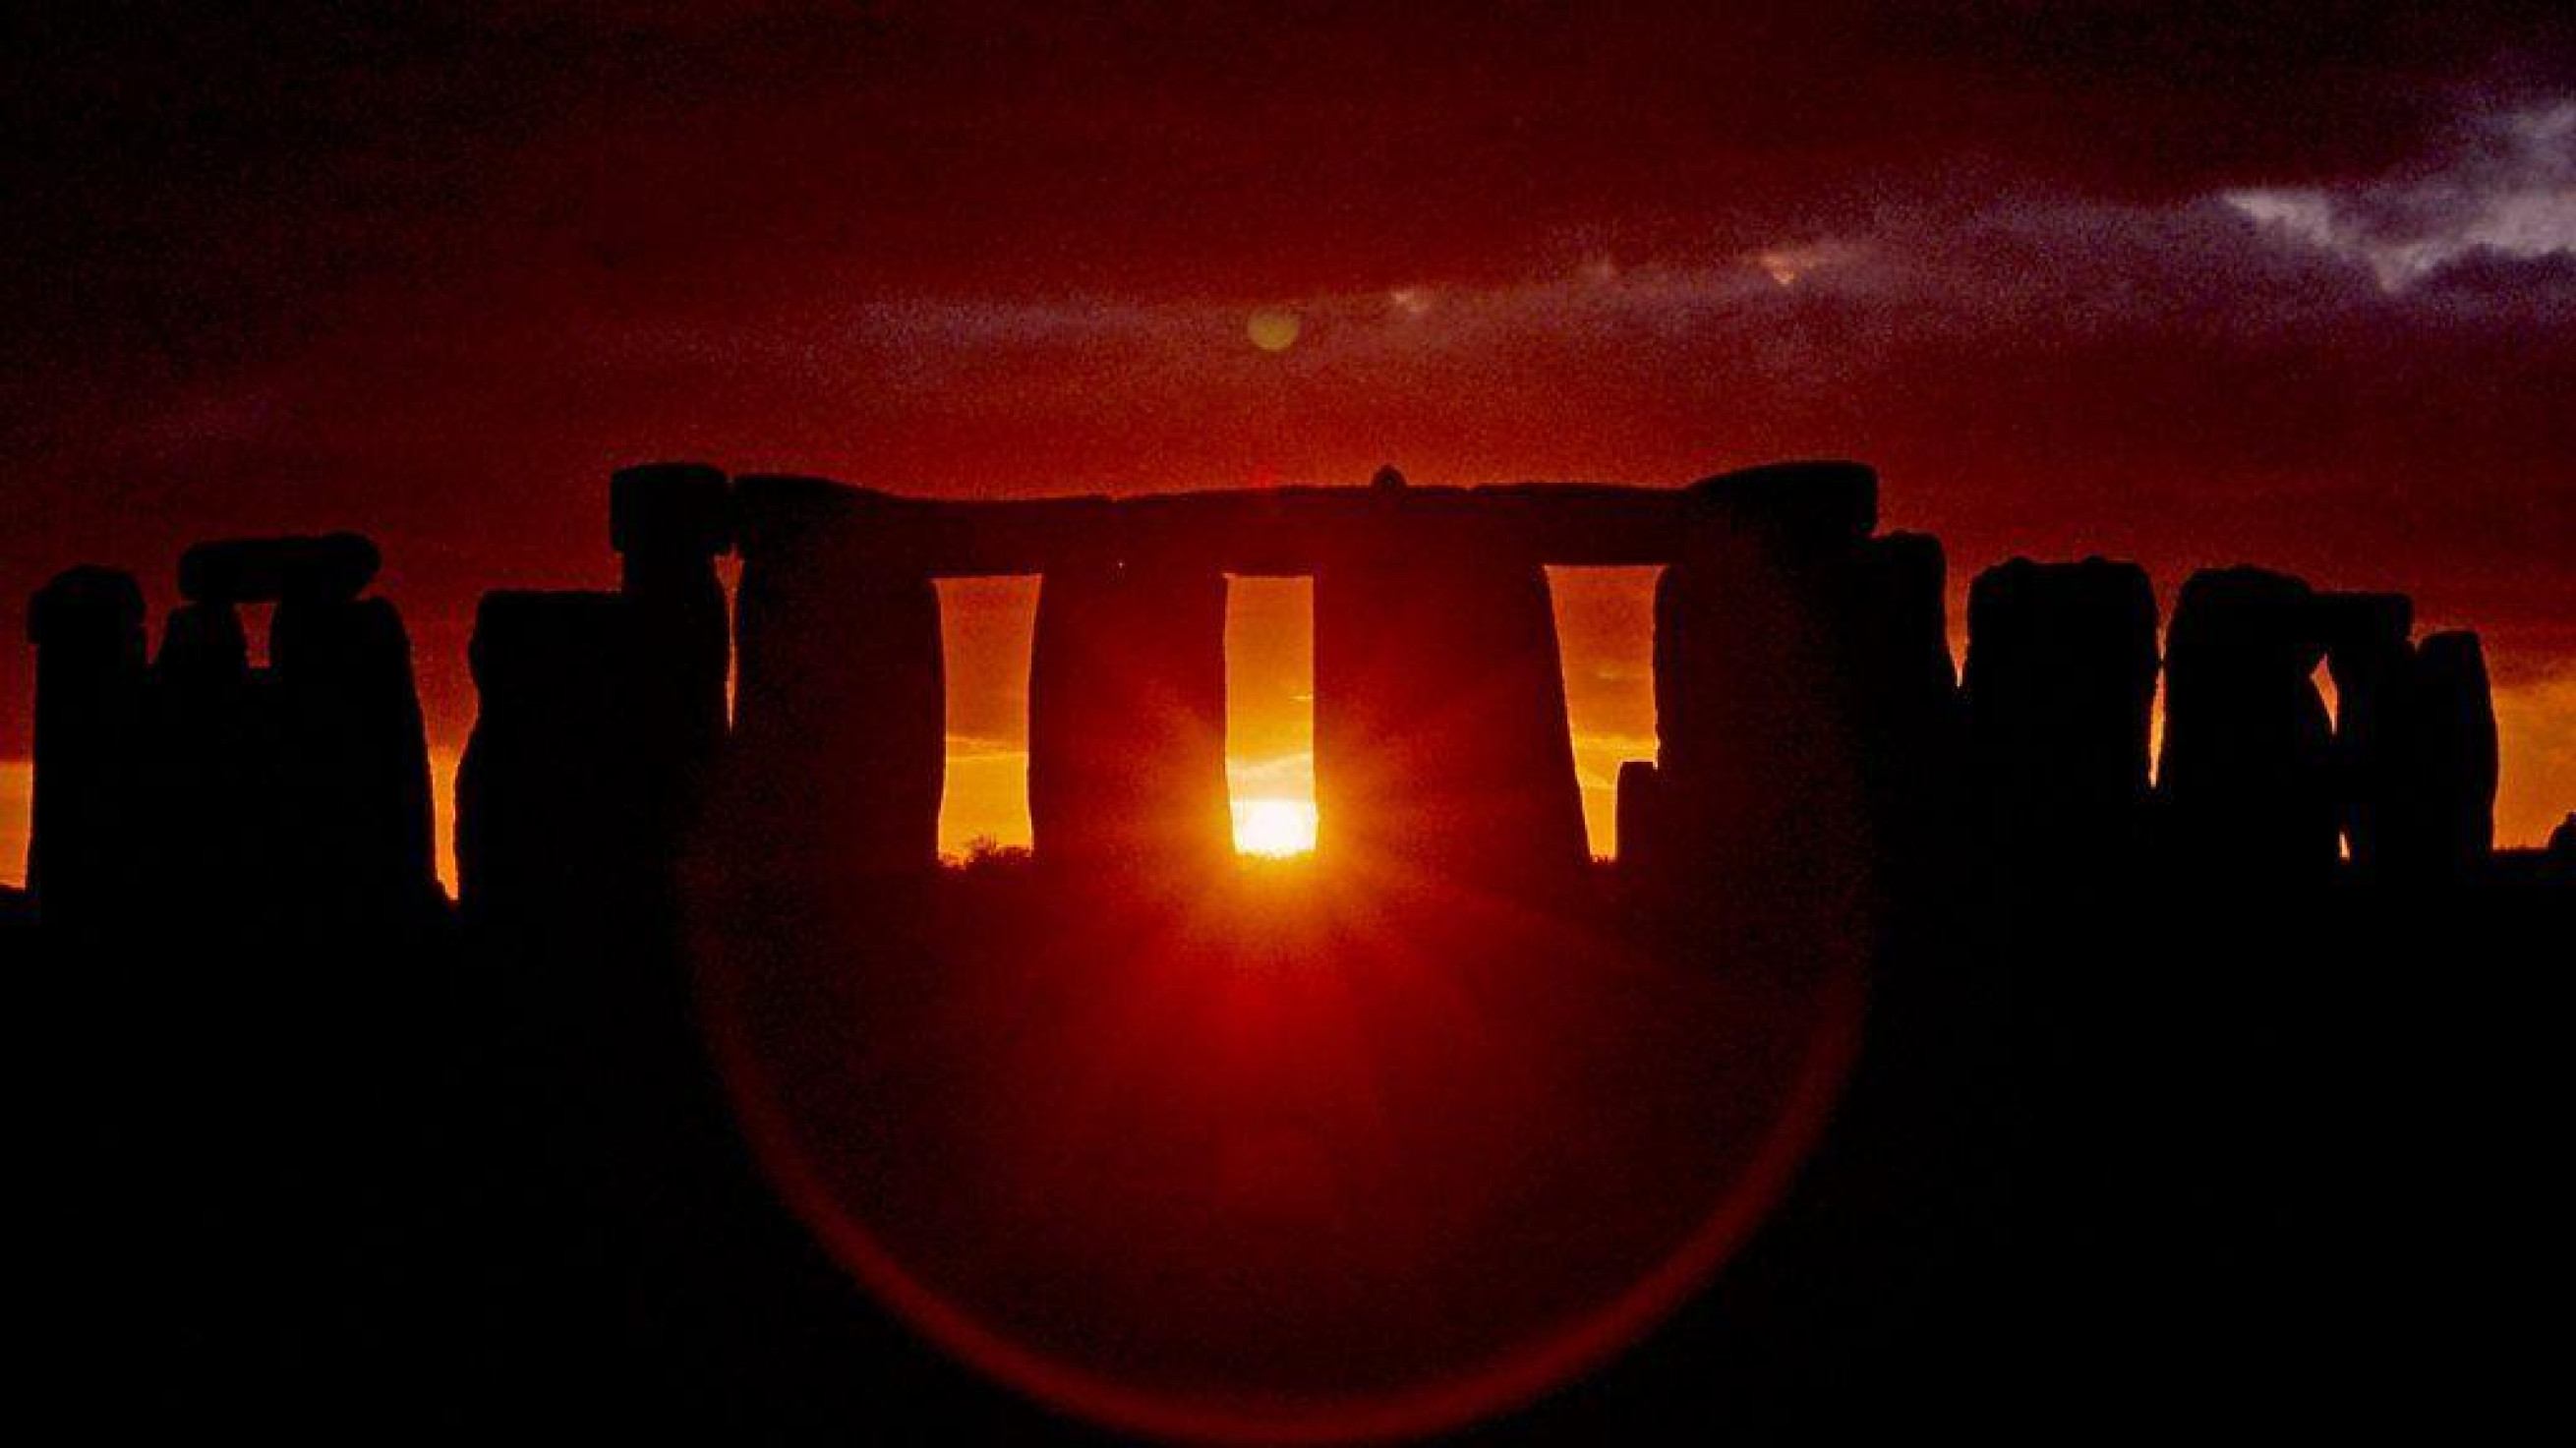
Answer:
[26,567,147,930]
[1315,513,1588,889]
[455,591,650,921]
[612,463,733,767]
[179,532,380,606]
[1652,464,1880,896]
[732,478,946,877]
[1615,760,1662,873]
[1028,558,1231,876]
[2159,567,2337,886]
[2316,592,2414,874]
[1961,558,2161,881]
[271,595,439,921]
[145,600,269,921]
[1840,532,1963,888]
[2386,630,2497,882]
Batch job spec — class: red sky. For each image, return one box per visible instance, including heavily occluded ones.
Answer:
[5,3,2572,872]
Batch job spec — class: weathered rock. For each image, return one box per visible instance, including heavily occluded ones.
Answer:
[1028,558,1231,875]
[1961,558,2160,880]
[26,567,147,928]
[2315,591,2414,873]
[614,463,733,766]
[1841,532,1963,882]
[1315,526,1588,888]
[1615,759,1662,872]
[1651,523,1864,897]
[610,461,733,561]
[271,597,438,917]
[732,477,946,876]
[144,601,270,921]
[2386,630,2497,881]
[455,590,648,917]
[1686,460,1877,552]
[2158,566,2337,885]
[178,533,380,605]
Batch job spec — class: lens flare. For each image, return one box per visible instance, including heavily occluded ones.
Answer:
[1232,797,1317,856]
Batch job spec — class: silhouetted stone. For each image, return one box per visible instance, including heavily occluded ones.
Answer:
[732,476,945,876]
[2159,566,2337,886]
[1961,557,2160,881]
[455,591,648,916]
[1685,459,1877,551]
[2316,591,2414,873]
[26,566,146,929]
[1615,760,1662,872]
[614,463,734,782]
[1316,523,1588,887]
[1651,520,1861,895]
[2387,630,2498,882]
[178,532,380,605]
[271,596,439,919]
[143,600,272,923]
[2547,814,2576,874]
[1840,532,1962,887]
[1028,559,1231,875]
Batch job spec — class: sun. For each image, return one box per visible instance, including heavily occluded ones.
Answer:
[1232,797,1317,857]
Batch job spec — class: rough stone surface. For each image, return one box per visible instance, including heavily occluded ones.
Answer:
[732,509,945,875]
[1316,533,1588,887]
[1961,558,2160,879]
[2315,591,2414,873]
[1028,559,1231,874]
[611,462,733,560]
[179,533,380,605]
[26,567,147,926]
[1615,759,1662,872]
[455,590,648,916]
[1686,460,1877,551]
[271,597,438,916]
[2388,630,2498,880]
[1651,526,1866,896]
[2159,566,2337,884]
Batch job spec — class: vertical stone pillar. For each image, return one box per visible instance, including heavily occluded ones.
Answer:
[1651,463,1878,891]
[2159,567,2337,886]
[2316,592,2413,874]
[146,598,263,919]
[1961,557,2161,882]
[731,477,945,877]
[1839,532,1962,886]
[454,591,645,922]
[271,594,438,919]
[1314,507,1587,889]
[612,463,733,765]
[2386,630,2496,882]
[1614,759,1662,873]
[26,567,146,930]
[1028,557,1231,875]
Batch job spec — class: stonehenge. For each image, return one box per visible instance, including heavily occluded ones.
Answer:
[24,459,2540,931]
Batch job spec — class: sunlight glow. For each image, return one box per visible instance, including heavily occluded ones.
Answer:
[1232,797,1318,857]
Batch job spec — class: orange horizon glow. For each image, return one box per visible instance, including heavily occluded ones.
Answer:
[2,574,2569,897]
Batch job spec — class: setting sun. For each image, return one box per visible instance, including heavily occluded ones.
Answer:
[1231,798,1317,857]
